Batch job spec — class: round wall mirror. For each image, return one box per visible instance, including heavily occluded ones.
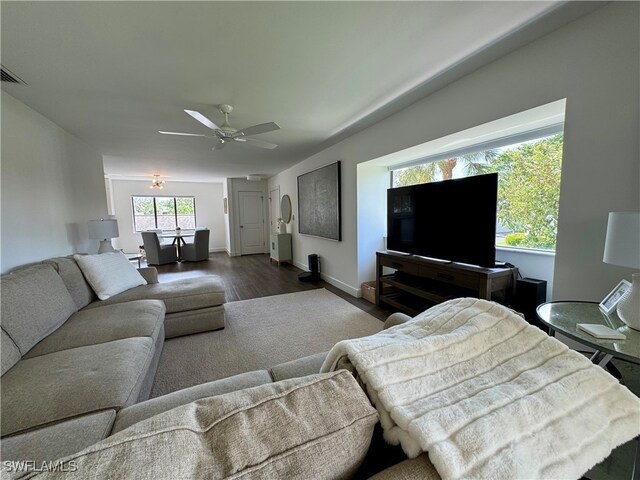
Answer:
[280,194,292,224]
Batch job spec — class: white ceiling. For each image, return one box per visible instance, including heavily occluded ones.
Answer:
[1,1,599,183]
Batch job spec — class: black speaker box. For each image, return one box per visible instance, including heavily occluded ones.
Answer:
[308,254,319,274]
[299,254,320,282]
[515,277,547,329]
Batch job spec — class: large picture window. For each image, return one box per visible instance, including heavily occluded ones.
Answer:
[391,133,563,251]
[132,196,196,232]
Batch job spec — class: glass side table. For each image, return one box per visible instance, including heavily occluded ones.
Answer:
[538,301,640,480]
[536,301,640,367]
[124,253,142,268]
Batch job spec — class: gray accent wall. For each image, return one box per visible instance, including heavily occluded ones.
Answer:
[1,92,108,273]
[268,3,639,302]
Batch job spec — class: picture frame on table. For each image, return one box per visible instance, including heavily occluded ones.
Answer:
[599,279,632,314]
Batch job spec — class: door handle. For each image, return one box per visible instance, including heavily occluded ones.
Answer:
[240,225,244,228]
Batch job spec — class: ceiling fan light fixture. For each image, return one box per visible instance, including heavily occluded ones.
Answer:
[162,104,280,150]
[150,174,166,189]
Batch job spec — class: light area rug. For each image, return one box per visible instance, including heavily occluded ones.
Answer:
[150,288,382,398]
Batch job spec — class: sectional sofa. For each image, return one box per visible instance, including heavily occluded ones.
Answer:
[4,255,635,479]
[0,255,226,465]
[1,253,420,478]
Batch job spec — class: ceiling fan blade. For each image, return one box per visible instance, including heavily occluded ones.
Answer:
[158,131,211,137]
[234,122,280,137]
[184,109,220,131]
[237,137,278,149]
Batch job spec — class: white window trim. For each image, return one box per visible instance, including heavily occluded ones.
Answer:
[389,123,564,172]
[131,195,197,233]
[497,246,556,257]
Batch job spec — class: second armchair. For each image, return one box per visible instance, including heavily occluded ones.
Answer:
[181,229,210,262]
[141,231,178,265]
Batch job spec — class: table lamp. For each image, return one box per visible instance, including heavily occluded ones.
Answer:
[603,212,640,330]
[88,218,119,254]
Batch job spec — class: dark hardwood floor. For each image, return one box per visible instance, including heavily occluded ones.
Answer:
[150,252,393,321]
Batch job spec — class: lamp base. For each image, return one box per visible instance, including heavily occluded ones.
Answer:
[98,240,116,254]
[617,273,640,330]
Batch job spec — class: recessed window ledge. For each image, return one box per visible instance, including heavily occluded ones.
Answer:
[497,246,556,257]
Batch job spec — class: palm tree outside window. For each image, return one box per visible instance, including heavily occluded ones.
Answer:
[391,134,563,251]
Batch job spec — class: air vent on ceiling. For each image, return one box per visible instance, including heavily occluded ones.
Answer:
[1,66,27,85]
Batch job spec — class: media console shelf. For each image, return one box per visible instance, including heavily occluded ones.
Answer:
[376,251,518,316]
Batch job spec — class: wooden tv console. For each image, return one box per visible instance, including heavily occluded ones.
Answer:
[376,251,518,316]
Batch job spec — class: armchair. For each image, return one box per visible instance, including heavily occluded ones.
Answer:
[181,229,210,262]
[141,231,178,266]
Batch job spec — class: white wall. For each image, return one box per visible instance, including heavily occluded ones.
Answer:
[1,92,107,272]
[356,164,388,286]
[268,3,639,300]
[496,249,555,302]
[268,158,360,294]
[108,180,225,254]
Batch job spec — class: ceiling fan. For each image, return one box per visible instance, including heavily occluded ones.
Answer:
[159,104,280,150]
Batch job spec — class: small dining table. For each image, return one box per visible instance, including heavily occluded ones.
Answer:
[158,231,195,259]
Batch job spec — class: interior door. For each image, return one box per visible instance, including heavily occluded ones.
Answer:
[269,186,280,234]
[239,191,265,255]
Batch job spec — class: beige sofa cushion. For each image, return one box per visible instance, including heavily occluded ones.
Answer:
[24,300,165,358]
[1,264,77,355]
[83,276,225,313]
[1,328,21,375]
[1,338,154,436]
[164,304,225,338]
[34,371,378,479]
[42,256,97,310]
[1,411,116,467]
[369,454,441,480]
[269,351,327,381]
[112,369,273,433]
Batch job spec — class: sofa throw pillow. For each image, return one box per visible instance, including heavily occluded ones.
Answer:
[32,371,379,479]
[74,252,147,301]
[0,264,78,355]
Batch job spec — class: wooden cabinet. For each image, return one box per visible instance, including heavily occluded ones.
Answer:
[270,234,292,265]
[376,251,518,316]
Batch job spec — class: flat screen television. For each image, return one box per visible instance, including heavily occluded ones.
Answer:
[386,173,498,268]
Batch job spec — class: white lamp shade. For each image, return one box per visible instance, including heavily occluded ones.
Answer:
[88,219,119,240]
[603,212,640,268]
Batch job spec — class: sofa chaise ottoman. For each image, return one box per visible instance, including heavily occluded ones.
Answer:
[44,255,226,337]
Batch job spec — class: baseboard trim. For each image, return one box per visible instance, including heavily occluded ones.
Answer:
[293,260,359,297]
[208,247,227,253]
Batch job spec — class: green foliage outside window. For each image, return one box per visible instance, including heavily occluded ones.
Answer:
[132,197,154,215]
[155,197,176,215]
[392,150,497,187]
[176,197,196,214]
[392,134,563,251]
[132,196,196,232]
[486,134,563,250]
[504,232,527,246]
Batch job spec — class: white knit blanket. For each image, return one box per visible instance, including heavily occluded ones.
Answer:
[321,298,640,479]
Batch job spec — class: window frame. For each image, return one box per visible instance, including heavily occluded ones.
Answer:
[131,195,197,232]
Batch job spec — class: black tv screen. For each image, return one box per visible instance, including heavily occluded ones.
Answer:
[387,173,498,267]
